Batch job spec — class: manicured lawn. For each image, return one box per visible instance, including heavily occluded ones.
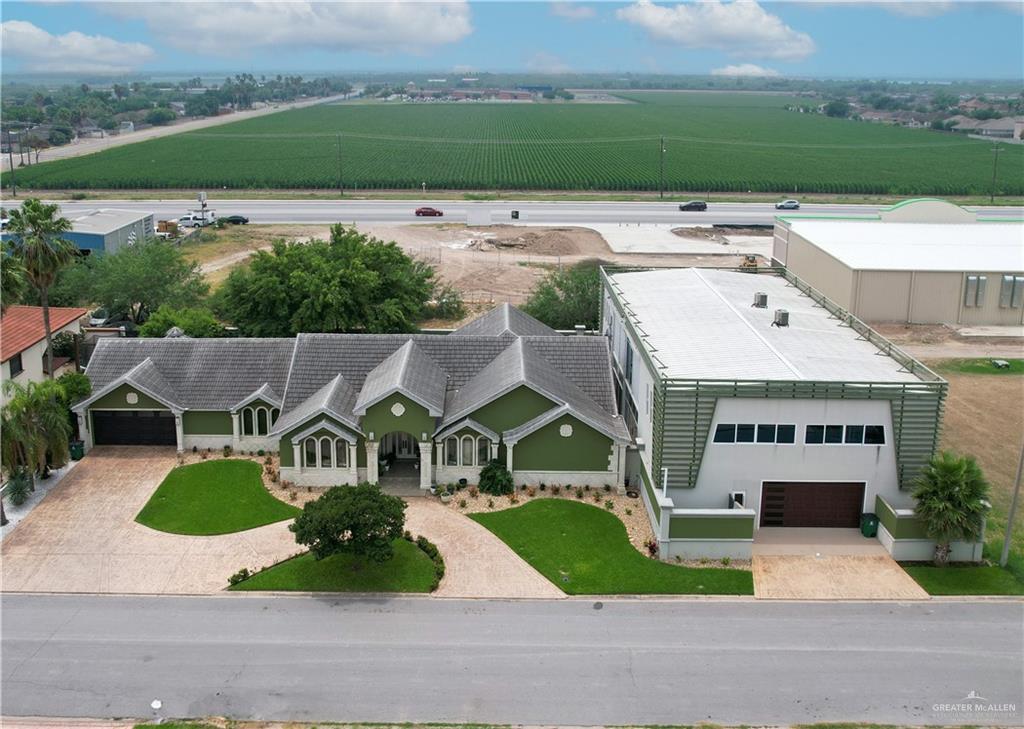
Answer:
[471,499,753,595]
[229,539,436,592]
[936,358,1024,375]
[902,563,1024,596]
[135,459,300,535]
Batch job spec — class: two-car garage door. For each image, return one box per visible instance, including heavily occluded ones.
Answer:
[759,481,865,528]
[92,410,176,446]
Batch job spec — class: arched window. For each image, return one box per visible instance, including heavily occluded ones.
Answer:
[303,438,317,468]
[335,439,348,468]
[477,437,490,466]
[445,437,458,466]
[319,437,332,467]
[256,408,269,436]
[270,408,280,425]
[461,436,475,466]
[242,408,254,436]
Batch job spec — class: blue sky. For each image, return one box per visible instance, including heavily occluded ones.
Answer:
[2,1,1022,80]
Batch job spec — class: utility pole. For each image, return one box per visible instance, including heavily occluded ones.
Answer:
[5,129,16,197]
[342,132,350,197]
[659,135,666,200]
[989,145,1002,204]
[1000,437,1023,567]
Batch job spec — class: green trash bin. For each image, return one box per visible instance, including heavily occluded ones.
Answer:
[860,513,879,538]
[69,440,85,461]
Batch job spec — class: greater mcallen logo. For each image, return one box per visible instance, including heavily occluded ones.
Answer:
[933,690,1018,714]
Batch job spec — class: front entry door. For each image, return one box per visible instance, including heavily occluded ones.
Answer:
[396,433,416,459]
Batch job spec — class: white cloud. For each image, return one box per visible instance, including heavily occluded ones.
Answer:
[616,1,816,61]
[525,51,573,74]
[550,2,596,21]
[0,20,156,74]
[807,1,955,16]
[711,63,780,77]
[103,1,473,56]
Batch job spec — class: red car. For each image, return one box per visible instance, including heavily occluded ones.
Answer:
[415,207,444,217]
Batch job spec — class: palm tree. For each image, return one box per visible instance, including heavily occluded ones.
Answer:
[6,199,77,378]
[1,379,72,526]
[912,451,991,566]
[1,240,28,313]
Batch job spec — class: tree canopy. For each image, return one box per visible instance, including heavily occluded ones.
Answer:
[138,305,222,338]
[290,484,407,563]
[522,258,607,330]
[214,225,436,336]
[912,451,991,566]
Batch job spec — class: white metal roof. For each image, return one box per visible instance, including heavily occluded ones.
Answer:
[608,268,921,383]
[787,220,1024,273]
[71,209,152,235]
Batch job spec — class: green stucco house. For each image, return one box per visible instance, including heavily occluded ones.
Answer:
[73,304,630,490]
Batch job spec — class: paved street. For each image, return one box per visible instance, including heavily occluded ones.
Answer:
[2,594,1021,726]
[47,199,1024,227]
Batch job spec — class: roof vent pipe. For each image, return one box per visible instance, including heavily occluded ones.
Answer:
[574,324,586,335]
[772,309,790,328]
[752,292,768,308]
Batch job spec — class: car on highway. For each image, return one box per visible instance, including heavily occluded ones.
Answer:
[414,207,444,217]
[775,199,801,210]
[678,200,708,212]
[221,215,249,225]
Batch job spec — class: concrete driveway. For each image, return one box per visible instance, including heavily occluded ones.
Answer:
[1,447,298,594]
[751,528,928,600]
[404,498,563,599]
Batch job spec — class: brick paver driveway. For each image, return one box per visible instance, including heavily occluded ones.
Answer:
[1,447,298,594]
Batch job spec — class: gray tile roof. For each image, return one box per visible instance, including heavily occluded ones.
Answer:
[452,303,559,338]
[83,306,623,440]
[353,340,447,416]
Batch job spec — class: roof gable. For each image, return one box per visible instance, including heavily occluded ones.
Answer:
[272,374,361,435]
[353,340,447,416]
[452,303,559,338]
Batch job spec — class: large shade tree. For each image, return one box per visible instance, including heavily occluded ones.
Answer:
[5,199,77,377]
[215,225,435,336]
[912,451,991,566]
[522,258,608,330]
[290,484,407,565]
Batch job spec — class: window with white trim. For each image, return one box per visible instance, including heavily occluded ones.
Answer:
[242,405,277,437]
[442,433,492,467]
[445,437,458,466]
[476,436,490,465]
[302,436,350,469]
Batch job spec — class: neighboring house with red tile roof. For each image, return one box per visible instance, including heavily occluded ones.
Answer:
[1,305,88,404]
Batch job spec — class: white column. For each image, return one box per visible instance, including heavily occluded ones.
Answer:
[174,414,184,453]
[614,444,627,493]
[348,442,358,484]
[419,441,432,490]
[435,441,444,471]
[490,441,498,460]
[231,412,241,450]
[505,442,515,472]
[292,442,302,475]
[77,411,93,452]
[366,441,379,484]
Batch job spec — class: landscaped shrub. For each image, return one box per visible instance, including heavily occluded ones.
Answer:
[223,445,232,458]
[228,567,251,585]
[604,500,614,510]
[539,482,546,491]
[4,470,33,506]
[644,538,659,558]
[478,460,513,496]
[468,485,479,498]
[458,499,467,509]
[551,485,560,495]
[257,449,265,457]
[415,535,446,591]
[527,486,536,497]
[603,484,611,493]
[575,487,584,499]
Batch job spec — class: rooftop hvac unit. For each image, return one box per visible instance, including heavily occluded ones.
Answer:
[772,309,789,328]
[752,292,768,308]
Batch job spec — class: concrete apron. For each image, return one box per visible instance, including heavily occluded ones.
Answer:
[751,527,929,601]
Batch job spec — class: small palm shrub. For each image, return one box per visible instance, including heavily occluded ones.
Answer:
[912,451,991,566]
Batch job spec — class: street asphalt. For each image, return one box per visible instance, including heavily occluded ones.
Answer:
[1,593,1021,726]
[48,199,1024,227]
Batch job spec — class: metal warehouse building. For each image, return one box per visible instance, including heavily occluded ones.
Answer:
[772,199,1024,326]
[65,209,155,254]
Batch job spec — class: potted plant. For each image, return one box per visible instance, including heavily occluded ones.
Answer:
[438,484,453,503]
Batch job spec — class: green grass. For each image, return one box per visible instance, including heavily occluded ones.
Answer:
[936,358,1024,375]
[470,499,753,595]
[135,459,300,535]
[902,563,1024,595]
[229,539,436,592]
[7,91,1022,195]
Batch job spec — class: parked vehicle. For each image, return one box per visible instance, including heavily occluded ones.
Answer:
[775,199,801,210]
[88,308,109,326]
[679,200,708,212]
[178,211,217,227]
[221,215,249,225]
[414,207,444,217]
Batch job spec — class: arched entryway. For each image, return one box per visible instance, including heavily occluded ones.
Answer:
[373,431,431,493]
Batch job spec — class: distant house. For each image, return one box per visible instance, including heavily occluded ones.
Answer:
[118,121,135,133]
[974,116,1024,139]
[0,305,88,405]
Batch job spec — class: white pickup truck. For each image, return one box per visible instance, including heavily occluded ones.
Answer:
[178,210,217,228]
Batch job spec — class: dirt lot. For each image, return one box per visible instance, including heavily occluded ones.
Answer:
[934,367,1024,558]
[874,322,1024,360]
[186,223,754,307]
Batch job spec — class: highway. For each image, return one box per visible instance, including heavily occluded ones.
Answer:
[46,199,1024,227]
[2,593,1021,726]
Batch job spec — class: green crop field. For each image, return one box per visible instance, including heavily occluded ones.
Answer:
[6,91,1022,195]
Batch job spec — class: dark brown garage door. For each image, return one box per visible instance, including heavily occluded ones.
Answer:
[759,482,865,528]
[92,410,176,446]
